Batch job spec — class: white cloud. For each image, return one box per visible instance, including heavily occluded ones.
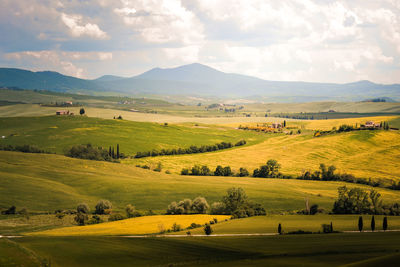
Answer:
[61,13,108,39]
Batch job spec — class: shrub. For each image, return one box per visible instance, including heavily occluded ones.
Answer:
[74,213,88,225]
[166,201,184,215]
[210,202,226,215]
[125,204,141,218]
[108,213,125,222]
[1,206,16,215]
[181,168,189,175]
[95,200,112,215]
[65,144,112,162]
[204,224,213,235]
[172,222,181,232]
[87,215,103,225]
[238,167,249,177]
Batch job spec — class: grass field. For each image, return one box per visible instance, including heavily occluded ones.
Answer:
[131,129,400,180]
[183,215,400,234]
[29,215,230,236]
[1,151,400,214]
[0,115,265,155]
[2,232,400,266]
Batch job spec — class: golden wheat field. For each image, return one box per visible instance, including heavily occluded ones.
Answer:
[130,129,400,181]
[28,215,230,236]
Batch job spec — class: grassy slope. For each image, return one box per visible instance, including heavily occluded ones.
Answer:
[131,129,400,180]
[1,151,400,214]
[7,233,400,266]
[185,215,400,234]
[29,215,230,236]
[0,115,264,154]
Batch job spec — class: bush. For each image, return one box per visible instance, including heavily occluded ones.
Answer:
[1,206,16,215]
[74,213,88,225]
[253,159,281,178]
[238,167,249,177]
[87,215,103,225]
[125,204,141,218]
[204,224,213,235]
[210,202,226,215]
[77,203,90,214]
[95,200,112,215]
[65,144,113,162]
[108,213,125,222]
[172,222,181,232]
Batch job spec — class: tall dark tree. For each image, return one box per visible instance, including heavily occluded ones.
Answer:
[79,108,85,115]
[109,146,112,157]
[112,147,115,159]
[204,224,213,235]
[283,120,286,127]
[278,223,282,235]
[383,217,388,232]
[117,144,120,159]
[330,221,333,233]
[371,215,375,232]
[358,216,363,232]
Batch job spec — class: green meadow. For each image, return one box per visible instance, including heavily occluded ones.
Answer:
[0,115,265,155]
[1,233,399,266]
[1,151,400,214]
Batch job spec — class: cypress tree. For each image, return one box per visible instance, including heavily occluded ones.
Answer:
[330,222,333,233]
[112,147,115,159]
[108,146,112,157]
[371,216,375,232]
[283,120,286,127]
[358,216,363,232]
[383,217,388,232]
[278,223,282,235]
[117,144,120,159]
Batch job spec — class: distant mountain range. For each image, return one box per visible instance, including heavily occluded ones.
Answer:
[0,63,399,102]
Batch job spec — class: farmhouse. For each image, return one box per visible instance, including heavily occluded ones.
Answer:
[56,110,69,115]
[363,121,380,128]
[272,122,282,129]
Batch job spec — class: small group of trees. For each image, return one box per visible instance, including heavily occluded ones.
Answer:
[211,188,266,218]
[253,160,282,178]
[0,144,48,154]
[135,140,246,158]
[357,216,388,232]
[166,197,209,215]
[107,144,125,159]
[65,144,120,162]
[332,186,400,215]
[1,206,28,217]
[181,165,249,177]
[74,200,113,225]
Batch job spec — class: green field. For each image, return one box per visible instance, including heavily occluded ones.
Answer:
[1,233,400,266]
[0,115,265,155]
[1,151,400,214]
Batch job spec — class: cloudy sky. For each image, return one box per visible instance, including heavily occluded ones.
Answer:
[1,0,399,83]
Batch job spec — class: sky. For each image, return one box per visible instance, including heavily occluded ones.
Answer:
[0,0,399,84]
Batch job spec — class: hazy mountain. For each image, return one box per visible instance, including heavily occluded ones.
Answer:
[0,64,399,102]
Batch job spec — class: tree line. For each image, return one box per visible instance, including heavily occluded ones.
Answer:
[134,140,246,158]
[65,143,125,162]
[0,144,49,154]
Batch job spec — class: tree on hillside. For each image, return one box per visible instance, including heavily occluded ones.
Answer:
[383,217,388,231]
[80,108,85,115]
[95,200,112,215]
[77,203,90,214]
[192,197,209,214]
[74,212,88,226]
[358,216,363,232]
[117,144,120,159]
[214,165,224,176]
[238,167,249,177]
[204,224,213,235]
[112,147,115,159]
[283,120,286,127]
[371,215,375,232]
[278,223,282,235]
[222,187,248,214]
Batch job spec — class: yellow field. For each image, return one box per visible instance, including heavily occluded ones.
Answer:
[28,215,230,236]
[130,130,400,181]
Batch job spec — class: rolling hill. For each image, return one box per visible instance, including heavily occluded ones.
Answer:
[1,64,399,101]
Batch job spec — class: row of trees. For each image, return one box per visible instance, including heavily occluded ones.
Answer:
[0,144,48,154]
[65,144,120,162]
[134,140,246,158]
[357,216,388,232]
[332,186,400,215]
[166,197,210,215]
[181,165,249,177]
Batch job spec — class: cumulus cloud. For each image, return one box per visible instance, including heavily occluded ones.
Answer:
[61,13,108,39]
[0,0,399,83]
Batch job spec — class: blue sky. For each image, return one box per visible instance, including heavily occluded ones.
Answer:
[0,0,399,83]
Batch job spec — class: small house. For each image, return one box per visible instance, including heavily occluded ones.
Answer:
[56,110,69,115]
[272,122,282,129]
[364,121,379,128]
